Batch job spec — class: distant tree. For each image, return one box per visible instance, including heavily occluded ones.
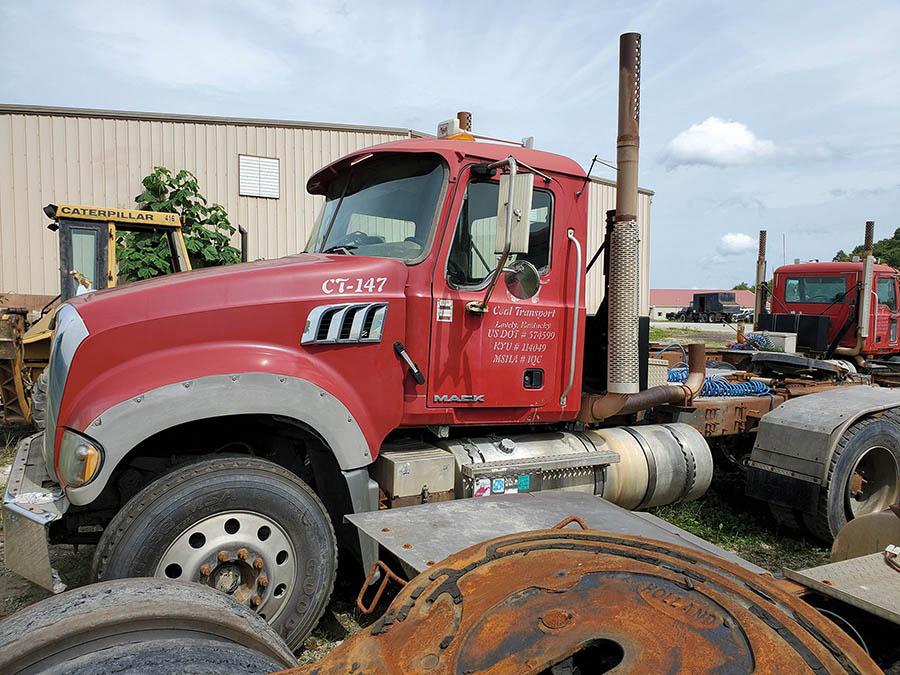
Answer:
[834,227,900,268]
[732,282,755,292]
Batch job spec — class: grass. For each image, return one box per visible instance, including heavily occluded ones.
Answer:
[651,466,830,571]
[0,424,32,464]
[650,325,732,348]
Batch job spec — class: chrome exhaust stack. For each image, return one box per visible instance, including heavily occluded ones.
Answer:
[607,31,642,395]
[580,33,708,423]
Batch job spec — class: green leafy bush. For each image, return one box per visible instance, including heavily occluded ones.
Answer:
[834,227,900,268]
[117,167,240,281]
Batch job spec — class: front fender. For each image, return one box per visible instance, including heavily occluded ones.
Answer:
[61,342,397,506]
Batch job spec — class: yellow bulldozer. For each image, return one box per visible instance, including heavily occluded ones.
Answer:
[0,204,193,426]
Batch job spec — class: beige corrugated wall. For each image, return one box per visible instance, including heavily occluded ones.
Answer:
[0,109,651,315]
[586,179,652,315]
[0,110,409,297]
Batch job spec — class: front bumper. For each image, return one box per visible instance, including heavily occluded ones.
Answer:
[3,432,69,592]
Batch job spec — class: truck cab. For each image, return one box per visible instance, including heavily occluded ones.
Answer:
[302,140,587,427]
[767,260,900,357]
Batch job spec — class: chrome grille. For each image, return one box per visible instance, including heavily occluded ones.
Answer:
[302,303,388,345]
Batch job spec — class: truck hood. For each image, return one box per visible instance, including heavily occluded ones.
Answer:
[69,253,410,333]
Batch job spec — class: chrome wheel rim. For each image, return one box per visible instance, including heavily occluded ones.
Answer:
[156,510,297,622]
[846,445,900,518]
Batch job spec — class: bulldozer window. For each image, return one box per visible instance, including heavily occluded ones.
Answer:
[71,228,100,289]
[447,182,552,288]
[115,230,175,283]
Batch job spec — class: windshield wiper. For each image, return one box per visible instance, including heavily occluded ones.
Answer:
[322,244,357,255]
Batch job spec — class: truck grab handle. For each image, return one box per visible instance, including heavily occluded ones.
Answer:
[394,341,425,385]
[560,228,582,407]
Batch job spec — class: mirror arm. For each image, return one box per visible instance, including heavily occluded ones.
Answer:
[514,159,552,184]
[467,156,518,314]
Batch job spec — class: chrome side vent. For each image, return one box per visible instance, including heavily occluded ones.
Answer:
[302,303,388,345]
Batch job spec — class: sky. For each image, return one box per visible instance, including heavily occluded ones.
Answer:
[2,1,899,288]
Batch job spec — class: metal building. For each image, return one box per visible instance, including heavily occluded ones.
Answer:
[0,105,651,313]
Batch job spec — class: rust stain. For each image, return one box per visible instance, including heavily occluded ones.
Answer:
[285,528,878,674]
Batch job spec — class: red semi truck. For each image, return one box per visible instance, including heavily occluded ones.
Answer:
[5,34,899,650]
[757,224,900,376]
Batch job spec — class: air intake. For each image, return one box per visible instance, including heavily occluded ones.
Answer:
[302,303,388,345]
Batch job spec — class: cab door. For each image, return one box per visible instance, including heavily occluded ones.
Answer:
[874,274,900,352]
[426,168,569,413]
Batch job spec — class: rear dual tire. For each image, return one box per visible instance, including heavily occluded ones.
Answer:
[804,417,900,541]
[93,456,337,650]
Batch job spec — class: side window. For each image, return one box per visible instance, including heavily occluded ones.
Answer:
[784,278,799,303]
[877,277,897,310]
[447,181,553,287]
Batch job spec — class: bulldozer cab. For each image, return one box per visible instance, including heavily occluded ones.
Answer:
[0,205,192,425]
[44,204,192,301]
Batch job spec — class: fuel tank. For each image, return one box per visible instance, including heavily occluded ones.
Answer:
[377,423,713,510]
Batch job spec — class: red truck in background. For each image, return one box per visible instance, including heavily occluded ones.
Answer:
[757,221,900,381]
[4,34,899,650]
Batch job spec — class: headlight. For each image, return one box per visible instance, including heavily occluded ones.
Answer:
[58,429,104,487]
[44,304,89,470]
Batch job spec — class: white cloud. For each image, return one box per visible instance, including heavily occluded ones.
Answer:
[664,117,835,169]
[717,232,756,255]
[665,117,777,168]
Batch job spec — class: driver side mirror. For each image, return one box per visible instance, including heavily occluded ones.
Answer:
[504,259,540,299]
[494,172,534,255]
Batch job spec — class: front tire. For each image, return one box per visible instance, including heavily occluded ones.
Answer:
[803,417,900,541]
[93,456,337,650]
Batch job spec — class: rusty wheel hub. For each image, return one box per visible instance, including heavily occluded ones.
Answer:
[155,510,296,622]
[295,529,877,674]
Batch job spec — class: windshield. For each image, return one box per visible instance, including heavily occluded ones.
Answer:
[784,275,848,303]
[306,154,445,262]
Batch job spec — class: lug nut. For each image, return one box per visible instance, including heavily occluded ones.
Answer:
[253,558,264,570]
[199,564,212,576]
[251,595,262,607]
[238,548,250,561]
[217,550,230,562]
[258,574,269,588]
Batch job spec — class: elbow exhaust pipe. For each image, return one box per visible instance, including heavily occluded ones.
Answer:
[582,343,706,422]
[581,33,708,422]
[238,224,249,263]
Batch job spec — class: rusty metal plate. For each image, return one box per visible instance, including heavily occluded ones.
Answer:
[292,529,878,674]
[785,553,900,626]
[346,492,767,576]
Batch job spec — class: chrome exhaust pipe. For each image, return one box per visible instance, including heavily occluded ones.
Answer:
[607,31,642,395]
